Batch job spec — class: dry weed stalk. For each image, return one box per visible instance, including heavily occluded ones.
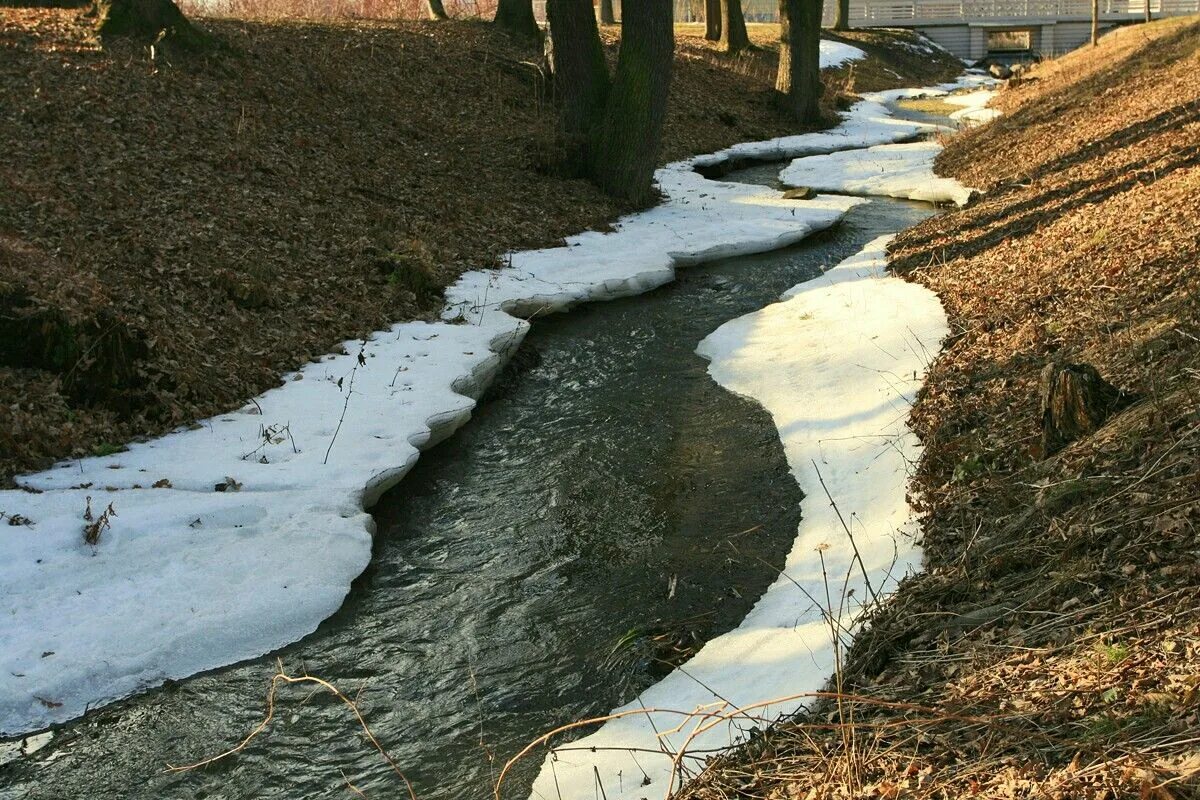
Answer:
[167,659,416,800]
[491,688,1054,800]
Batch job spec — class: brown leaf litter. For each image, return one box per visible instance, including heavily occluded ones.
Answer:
[678,16,1200,800]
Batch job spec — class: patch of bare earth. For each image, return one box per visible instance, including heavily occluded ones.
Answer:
[0,10,961,484]
[678,17,1200,800]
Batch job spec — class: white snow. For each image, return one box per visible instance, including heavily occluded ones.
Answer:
[859,73,997,106]
[776,81,1001,207]
[944,87,998,109]
[0,71,943,737]
[779,141,977,206]
[526,235,949,800]
[945,88,1002,126]
[689,98,940,171]
[819,39,867,69]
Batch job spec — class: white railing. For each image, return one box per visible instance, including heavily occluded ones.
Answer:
[852,0,1199,22]
[542,0,1198,26]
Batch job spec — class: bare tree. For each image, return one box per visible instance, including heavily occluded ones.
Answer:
[495,0,539,37]
[1091,0,1099,45]
[705,0,721,40]
[776,0,822,123]
[426,0,449,20]
[547,0,674,204]
[547,0,609,150]
[720,0,750,52]
[600,0,616,24]
[832,0,850,30]
[589,0,674,202]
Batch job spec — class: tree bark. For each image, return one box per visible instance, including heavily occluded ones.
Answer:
[832,0,850,30]
[719,0,750,52]
[546,0,610,164]
[426,0,449,20]
[599,0,616,24]
[1039,363,1131,456]
[776,0,822,123]
[495,0,540,37]
[93,0,207,47]
[705,0,721,40]
[1143,0,1151,22]
[1090,0,1099,45]
[588,0,674,204]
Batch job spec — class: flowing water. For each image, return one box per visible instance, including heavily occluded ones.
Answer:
[0,171,935,800]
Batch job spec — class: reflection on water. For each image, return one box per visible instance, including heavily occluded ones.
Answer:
[0,186,934,800]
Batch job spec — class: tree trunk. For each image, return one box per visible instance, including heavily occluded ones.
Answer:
[93,0,207,47]
[719,0,750,52]
[776,0,822,123]
[1143,0,1151,22]
[588,0,674,204]
[705,0,721,40]
[600,0,616,24]
[426,0,449,20]
[1039,363,1131,456]
[495,0,540,37]
[546,0,610,164]
[832,0,850,30]
[1090,0,1099,45]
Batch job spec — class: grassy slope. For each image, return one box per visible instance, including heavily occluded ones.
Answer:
[0,11,960,483]
[682,17,1200,800]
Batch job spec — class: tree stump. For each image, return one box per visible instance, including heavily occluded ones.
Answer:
[1039,362,1130,456]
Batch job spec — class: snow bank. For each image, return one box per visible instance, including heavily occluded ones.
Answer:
[0,72,938,736]
[689,98,940,171]
[779,141,977,206]
[858,73,997,106]
[945,88,1002,126]
[526,235,949,800]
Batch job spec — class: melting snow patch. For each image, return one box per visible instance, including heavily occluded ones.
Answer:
[0,61,944,737]
[779,141,977,206]
[526,234,949,799]
[945,88,1002,126]
[819,39,867,69]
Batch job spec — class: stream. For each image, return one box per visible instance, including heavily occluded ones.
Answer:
[0,161,937,800]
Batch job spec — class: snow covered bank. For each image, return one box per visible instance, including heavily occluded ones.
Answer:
[858,72,996,106]
[689,98,937,172]
[777,80,999,206]
[780,141,977,206]
[525,236,949,799]
[0,69,938,737]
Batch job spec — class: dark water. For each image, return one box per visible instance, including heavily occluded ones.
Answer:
[0,189,934,800]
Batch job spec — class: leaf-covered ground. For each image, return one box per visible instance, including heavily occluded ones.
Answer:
[0,10,960,484]
[679,16,1200,800]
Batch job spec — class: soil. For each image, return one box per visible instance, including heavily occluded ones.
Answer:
[679,16,1200,800]
[0,10,962,484]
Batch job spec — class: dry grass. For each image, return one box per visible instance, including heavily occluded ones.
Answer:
[677,15,1200,800]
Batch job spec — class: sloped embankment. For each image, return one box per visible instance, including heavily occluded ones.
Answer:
[0,11,962,485]
[681,17,1200,800]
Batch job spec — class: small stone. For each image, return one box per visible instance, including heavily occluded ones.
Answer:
[782,186,815,200]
